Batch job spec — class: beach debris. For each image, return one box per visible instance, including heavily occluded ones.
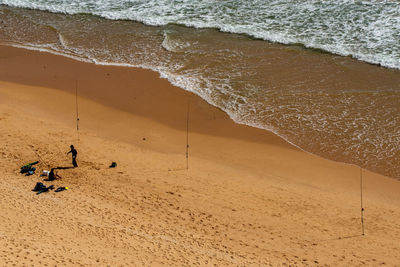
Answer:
[20,161,39,174]
[109,162,117,168]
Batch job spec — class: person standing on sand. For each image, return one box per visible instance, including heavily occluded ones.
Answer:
[67,145,78,167]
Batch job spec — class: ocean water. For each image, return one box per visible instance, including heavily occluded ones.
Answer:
[0,2,399,178]
[2,0,400,69]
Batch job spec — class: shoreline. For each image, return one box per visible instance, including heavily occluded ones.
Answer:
[1,44,400,265]
[0,44,397,181]
[0,45,296,146]
[1,43,399,206]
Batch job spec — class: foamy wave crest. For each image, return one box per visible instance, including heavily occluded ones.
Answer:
[1,0,400,69]
[161,32,192,53]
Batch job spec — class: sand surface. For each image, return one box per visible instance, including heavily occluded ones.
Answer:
[1,45,400,266]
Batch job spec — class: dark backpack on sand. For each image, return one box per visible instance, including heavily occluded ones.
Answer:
[36,185,54,195]
[32,182,45,192]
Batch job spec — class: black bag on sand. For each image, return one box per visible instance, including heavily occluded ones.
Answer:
[36,185,55,195]
[32,182,45,192]
[109,162,117,168]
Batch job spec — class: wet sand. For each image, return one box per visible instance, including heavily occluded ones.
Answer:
[1,45,400,266]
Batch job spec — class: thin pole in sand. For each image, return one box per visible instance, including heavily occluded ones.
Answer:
[75,80,80,139]
[360,167,365,235]
[185,99,190,170]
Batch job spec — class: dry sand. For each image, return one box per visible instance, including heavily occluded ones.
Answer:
[1,45,400,266]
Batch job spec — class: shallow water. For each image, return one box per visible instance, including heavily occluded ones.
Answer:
[0,6,399,178]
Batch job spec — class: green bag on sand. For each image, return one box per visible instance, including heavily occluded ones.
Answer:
[20,161,39,174]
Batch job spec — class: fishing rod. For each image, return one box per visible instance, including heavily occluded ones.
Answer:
[360,167,365,235]
[75,80,80,140]
[185,99,190,170]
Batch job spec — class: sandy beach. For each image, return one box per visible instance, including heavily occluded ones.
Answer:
[1,45,400,266]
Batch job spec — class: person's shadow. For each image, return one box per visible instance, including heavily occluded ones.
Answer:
[54,166,74,170]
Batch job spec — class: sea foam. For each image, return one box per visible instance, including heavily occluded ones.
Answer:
[1,0,400,69]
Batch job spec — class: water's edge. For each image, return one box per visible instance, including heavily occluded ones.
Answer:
[1,5,399,179]
[1,43,396,181]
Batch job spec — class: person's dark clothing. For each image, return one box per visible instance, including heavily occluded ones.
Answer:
[72,156,77,167]
[68,147,77,157]
[67,146,78,167]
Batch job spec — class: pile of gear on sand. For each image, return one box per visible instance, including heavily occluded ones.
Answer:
[19,145,78,195]
[19,145,117,195]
